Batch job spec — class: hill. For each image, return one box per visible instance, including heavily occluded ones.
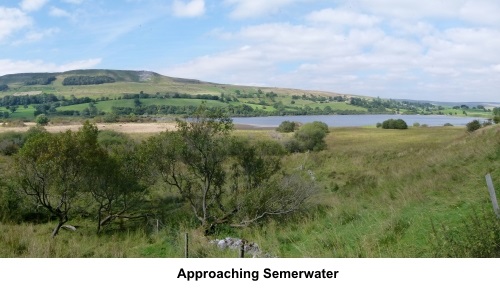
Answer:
[0,69,497,120]
[0,69,342,99]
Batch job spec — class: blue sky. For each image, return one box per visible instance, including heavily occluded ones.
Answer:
[1,0,500,102]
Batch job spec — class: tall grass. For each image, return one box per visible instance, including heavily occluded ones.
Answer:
[1,125,499,257]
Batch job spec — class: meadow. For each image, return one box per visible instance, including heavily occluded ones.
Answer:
[1,123,499,257]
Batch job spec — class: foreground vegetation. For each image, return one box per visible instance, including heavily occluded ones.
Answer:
[1,114,499,257]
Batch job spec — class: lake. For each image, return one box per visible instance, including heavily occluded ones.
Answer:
[232,114,489,127]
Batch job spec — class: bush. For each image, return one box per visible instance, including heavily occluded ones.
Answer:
[413,122,421,127]
[466,120,481,132]
[443,123,454,127]
[494,116,500,124]
[0,132,24,155]
[287,121,329,152]
[276,120,297,133]
[376,122,382,128]
[35,114,49,126]
[431,208,500,257]
[381,119,408,129]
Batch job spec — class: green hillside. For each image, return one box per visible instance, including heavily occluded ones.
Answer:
[0,69,496,121]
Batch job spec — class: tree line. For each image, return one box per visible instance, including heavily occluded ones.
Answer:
[1,107,320,237]
[24,76,56,85]
[62,76,116,86]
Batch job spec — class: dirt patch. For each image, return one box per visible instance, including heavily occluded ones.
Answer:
[0,122,178,134]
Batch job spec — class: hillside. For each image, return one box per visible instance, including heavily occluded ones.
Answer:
[0,69,497,120]
[0,69,342,99]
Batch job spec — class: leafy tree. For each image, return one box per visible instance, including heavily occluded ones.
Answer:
[292,121,330,152]
[382,119,408,129]
[14,122,102,237]
[493,108,500,124]
[35,114,49,126]
[87,141,148,233]
[142,107,232,232]
[276,120,297,133]
[143,106,316,233]
[0,84,8,91]
[466,120,482,132]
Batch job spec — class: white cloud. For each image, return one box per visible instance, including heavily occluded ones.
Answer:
[20,0,49,12]
[459,0,500,25]
[0,7,32,41]
[0,58,102,76]
[225,0,298,19]
[12,28,60,45]
[306,9,381,27]
[166,47,274,83]
[49,6,71,18]
[172,0,205,18]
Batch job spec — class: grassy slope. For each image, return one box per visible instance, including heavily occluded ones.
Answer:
[1,124,499,257]
[0,69,342,99]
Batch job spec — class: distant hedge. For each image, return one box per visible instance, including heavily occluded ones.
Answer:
[25,76,56,85]
[62,75,115,86]
[381,118,408,129]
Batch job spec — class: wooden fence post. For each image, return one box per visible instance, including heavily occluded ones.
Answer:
[485,174,500,219]
[185,232,189,258]
[239,240,245,258]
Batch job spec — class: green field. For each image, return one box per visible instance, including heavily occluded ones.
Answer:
[1,124,499,257]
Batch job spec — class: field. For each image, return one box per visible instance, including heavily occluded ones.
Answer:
[1,123,499,257]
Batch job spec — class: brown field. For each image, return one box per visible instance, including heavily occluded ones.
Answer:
[0,122,178,134]
[0,122,273,134]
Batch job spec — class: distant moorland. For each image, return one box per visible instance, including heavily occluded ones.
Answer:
[0,69,497,121]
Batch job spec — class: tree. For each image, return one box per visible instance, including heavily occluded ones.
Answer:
[381,119,408,129]
[142,106,232,232]
[493,108,500,124]
[466,120,481,132]
[291,121,330,152]
[143,106,316,233]
[35,114,49,126]
[276,120,297,133]
[14,122,101,237]
[87,141,148,233]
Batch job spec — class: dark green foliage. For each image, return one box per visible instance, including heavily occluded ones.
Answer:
[62,75,115,86]
[432,208,500,257]
[466,120,482,132]
[0,84,8,91]
[276,120,297,132]
[97,130,130,149]
[24,76,56,85]
[443,123,454,126]
[287,121,329,152]
[494,116,500,124]
[35,114,49,126]
[381,118,408,129]
[0,132,24,155]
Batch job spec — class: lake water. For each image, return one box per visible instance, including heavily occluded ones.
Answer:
[232,114,489,127]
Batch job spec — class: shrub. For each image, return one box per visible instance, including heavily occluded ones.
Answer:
[413,122,421,127]
[381,119,408,129]
[276,121,297,133]
[466,120,481,132]
[431,208,500,257]
[494,116,500,124]
[376,122,382,128]
[35,114,49,126]
[483,120,493,127]
[443,123,454,127]
[0,132,24,155]
[287,121,329,152]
